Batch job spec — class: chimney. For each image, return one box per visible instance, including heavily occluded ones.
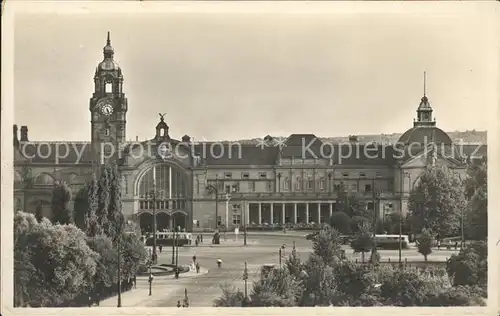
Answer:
[135,135,139,142]
[20,126,28,142]
[13,124,19,145]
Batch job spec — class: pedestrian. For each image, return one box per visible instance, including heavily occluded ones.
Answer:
[454,241,458,249]
[192,254,197,264]
[177,301,181,308]
[437,240,441,250]
[195,239,199,247]
[159,245,163,253]
[95,292,100,306]
[200,234,203,243]
[133,275,137,289]
[196,262,200,273]
[88,295,93,307]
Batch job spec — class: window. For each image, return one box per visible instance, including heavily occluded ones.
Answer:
[351,183,357,191]
[217,216,222,227]
[232,214,241,225]
[367,202,374,210]
[225,185,231,193]
[224,172,232,179]
[104,129,110,136]
[105,82,112,93]
[342,172,349,178]
[307,178,314,190]
[284,177,289,190]
[295,177,301,190]
[259,172,267,179]
[364,184,372,192]
[241,172,249,179]
[386,203,393,209]
[267,181,273,192]
[360,172,366,178]
[319,177,325,190]
[231,184,239,193]
[250,181,256,192]
[334,184,341,191]
[217,180,224,191]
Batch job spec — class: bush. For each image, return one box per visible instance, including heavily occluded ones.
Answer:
[329,212,351,235]
[213,283,245,307]
[446,241,487,288]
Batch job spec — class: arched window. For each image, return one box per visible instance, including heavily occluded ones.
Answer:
[137,165,188,210]
[105,82,112,93]
[295,177,301,190]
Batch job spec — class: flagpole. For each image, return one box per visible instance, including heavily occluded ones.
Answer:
[152,166,157,263]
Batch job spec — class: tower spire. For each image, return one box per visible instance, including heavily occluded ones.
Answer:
[107,31,111,46]
[423,71,427,97]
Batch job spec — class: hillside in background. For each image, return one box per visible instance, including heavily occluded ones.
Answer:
[230,130,487,145]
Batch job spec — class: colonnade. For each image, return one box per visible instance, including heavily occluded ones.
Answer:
[246,202,336,225]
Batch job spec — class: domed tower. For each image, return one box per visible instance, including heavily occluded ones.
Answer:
[398,73,452,147]
[90,32,128,164]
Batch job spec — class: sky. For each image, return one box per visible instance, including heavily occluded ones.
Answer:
[13,4,498,141]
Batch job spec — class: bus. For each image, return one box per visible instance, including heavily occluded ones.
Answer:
[143,231,193,247]
[374,234,409,249]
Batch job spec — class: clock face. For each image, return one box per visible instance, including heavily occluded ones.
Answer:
[100,103,114,116]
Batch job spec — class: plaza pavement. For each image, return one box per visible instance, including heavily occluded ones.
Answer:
[98,234,459,308]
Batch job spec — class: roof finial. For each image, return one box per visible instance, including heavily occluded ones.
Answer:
[423,71,427,97]
[107,31,111,45]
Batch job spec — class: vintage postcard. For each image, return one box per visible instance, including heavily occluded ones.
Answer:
[1,1,498,316]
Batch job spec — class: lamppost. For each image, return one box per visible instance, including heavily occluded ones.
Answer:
[171,216,176,265]
[117,220,134,307]
[206,175,220,230]
[278,244,286,268]
[242,261,249,306]
[148,261,153,296]
[401,172,411,268]
[152,167,158,264]
[174,228,180,279]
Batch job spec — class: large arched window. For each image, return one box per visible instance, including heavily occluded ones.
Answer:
[137,164,188,211]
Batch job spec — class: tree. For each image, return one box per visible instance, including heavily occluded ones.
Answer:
[311,226,343,266]
[464,159,487,240]
[213,283,245,307]
[408,166,465,237]
[85,174,101,237]
[300,254,336,306]
[446,241,487,288]
[86,234,118,293]
[14,213,98,307]
[96,163,124,242]
[35,201,44,222]
[350,222,373,263]
[380,268,440,306]
[251,267,302,307]
[51,180,73,225]
[119,232,148,280]
[333,260,377,305]
[285,241,302,278]
[350,216,370,234]
[369,245,380,266]
[329,212,351,235]
[74,186,89,230]
[417,228,433,261]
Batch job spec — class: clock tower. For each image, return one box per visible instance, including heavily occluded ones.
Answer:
[90,32,128,164]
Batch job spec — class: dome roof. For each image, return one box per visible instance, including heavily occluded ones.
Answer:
[398,126,452,145]
[34,173,55,186]
[98,59,120,71]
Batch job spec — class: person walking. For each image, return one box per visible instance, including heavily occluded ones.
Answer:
[133,275,137,289]
[159,245,163,253]
[177,301,181,308]
[192,254,197,264]
[196,262,200,273]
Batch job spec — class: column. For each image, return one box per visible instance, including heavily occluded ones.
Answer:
[329,203,333,218]
[245,202,250,225]
[317,202,321,224]
[305,203,309,224]
[270,203,274,224]
[258,203,262,225]
[168,166,172,199]
[281,203,286,224]
[293,202,298,224]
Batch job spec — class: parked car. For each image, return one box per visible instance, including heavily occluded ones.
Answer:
[306,232,319,240]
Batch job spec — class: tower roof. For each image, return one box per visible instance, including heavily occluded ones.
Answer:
[97,31,121,72]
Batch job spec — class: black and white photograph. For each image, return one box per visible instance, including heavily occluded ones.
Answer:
[1,1,498,314]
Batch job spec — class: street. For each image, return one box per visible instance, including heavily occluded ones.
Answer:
[100,233,459,307]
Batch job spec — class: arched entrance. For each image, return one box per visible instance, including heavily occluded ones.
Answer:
[136,163,190,231]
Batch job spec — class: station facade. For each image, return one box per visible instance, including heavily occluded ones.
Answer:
[13,34,486,232]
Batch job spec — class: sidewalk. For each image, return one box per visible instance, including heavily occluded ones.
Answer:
[99,267,208,307]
